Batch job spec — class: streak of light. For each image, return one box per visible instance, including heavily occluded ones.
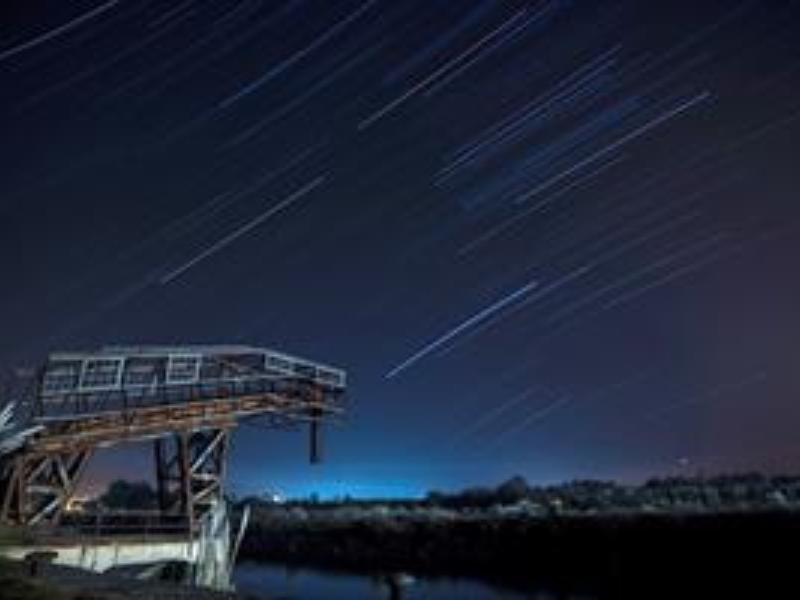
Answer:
[570,173,744,262]
[47,141,327,306]
[642,371,768,424]
[201,0,308,64]
[510,97,638,176]
[545,233,729,328]
[722,104,800,153]
[525,165,742,273]
[423,2,561,97]
[0,0,120,64]
[460,369,659,455]
[382,0,496,87]
[147,1,195,30]
[159,176,325,285]
[385,278,540,379]
[523,227,796,358]
[594,238,744,313]
[483,395,573,451]
[446,387,538,449]
[95,2,262,107]
[545,229,789,347]
[622,2,753,82]
[440,46,621,177]
[359,10,568,131]
[219,0,378,109]
[441,76,630,193]
[19,15,186,109]
[432,263,596,358]
[457,156,624,256]
[514,92,712,204]
[590,207,706,260]
[224,45,381,148]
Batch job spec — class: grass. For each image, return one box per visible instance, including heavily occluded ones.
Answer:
[0,526,112,599]
[0,556,73,600]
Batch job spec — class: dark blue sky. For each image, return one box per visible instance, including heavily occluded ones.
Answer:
[1,0,800,498]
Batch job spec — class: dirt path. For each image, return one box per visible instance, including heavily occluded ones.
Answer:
[0,559,252,599]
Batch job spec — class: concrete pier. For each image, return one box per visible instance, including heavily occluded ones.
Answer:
[0,537,198,572]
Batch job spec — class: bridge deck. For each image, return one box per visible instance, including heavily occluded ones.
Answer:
[30,379,340,452]
[1,345,346,528]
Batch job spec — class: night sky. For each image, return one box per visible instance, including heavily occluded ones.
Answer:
[1,0,800,499]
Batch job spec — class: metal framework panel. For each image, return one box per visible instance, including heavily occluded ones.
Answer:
[0,345,346,527]
[38,346,345,417]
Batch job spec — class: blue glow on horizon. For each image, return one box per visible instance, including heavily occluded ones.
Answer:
[230,471,433,500]
[269,480,426,501]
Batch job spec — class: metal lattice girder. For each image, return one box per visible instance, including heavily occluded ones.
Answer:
[188,429,229,515]
[154,435,185,514]
[154,429,230,528]
[32,383,340,453]
[0,345,346,527]
[37,345,345,420]
[0,449,91,526]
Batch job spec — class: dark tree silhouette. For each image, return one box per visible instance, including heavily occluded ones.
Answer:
[99,480,157,510]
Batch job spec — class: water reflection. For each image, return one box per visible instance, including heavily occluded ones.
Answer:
[375,573,415,600]
[235,562,543,600]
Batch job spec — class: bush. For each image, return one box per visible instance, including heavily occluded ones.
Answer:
[99,480,157,510]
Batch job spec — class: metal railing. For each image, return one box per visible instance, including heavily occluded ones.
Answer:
[34,375,341,423]
[31,511,195,544]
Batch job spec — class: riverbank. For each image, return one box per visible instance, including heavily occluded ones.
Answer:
[239,506,800,597]
[0,557,242,600]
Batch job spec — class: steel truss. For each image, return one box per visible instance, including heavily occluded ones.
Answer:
[1,448,92,525]
[0,345,344,529]
[155,428,230,530]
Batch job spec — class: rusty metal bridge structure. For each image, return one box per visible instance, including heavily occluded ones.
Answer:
[0,345,345,532]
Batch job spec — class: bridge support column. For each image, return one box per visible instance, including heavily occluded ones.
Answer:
[153,429,230,530]
[0,448,92,526]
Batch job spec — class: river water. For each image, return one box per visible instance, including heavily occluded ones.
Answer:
[234,562,547,600]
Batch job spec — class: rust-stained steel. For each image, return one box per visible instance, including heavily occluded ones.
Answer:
[0,345,346,528]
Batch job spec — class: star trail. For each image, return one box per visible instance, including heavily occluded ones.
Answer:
[1,0,800,498]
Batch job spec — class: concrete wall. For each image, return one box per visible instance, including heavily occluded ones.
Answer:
[0,538,199,572]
